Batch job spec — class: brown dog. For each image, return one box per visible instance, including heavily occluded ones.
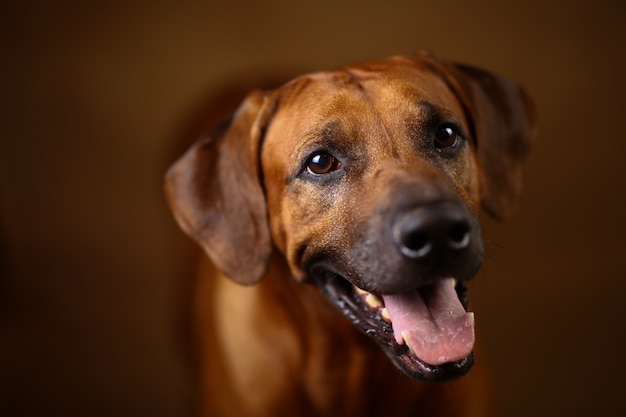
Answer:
[165,51,534,417]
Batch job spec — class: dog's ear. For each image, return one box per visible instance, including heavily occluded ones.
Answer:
[165,91,274,285]
[448,63,536,219]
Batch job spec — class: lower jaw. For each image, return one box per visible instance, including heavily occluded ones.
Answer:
[383,342,475,381]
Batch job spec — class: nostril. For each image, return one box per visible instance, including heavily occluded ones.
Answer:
[401,230,433,258]
[448,221,471,250]
[393,203,475,261]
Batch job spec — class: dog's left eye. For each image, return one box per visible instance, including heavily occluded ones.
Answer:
[434,124,461,149]
[306,152,341,175]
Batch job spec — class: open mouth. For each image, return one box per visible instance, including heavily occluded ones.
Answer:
[313,273,475,381]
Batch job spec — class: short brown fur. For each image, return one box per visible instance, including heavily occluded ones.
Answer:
[165,52,534,417]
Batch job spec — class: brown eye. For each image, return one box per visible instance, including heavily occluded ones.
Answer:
[434,124,460,149]
[307,152,340,175]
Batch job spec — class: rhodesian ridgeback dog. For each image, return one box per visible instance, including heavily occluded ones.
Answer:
[165,51,535,417]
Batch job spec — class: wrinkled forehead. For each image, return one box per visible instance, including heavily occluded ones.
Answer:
[266,59,466,146]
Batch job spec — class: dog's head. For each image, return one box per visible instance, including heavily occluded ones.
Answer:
[165,52,535,381]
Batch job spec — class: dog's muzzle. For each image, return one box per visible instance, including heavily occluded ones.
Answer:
[310,194,484,380]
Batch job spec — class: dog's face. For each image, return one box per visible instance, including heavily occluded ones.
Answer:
[165,53,534,381]
[261,58,483,379]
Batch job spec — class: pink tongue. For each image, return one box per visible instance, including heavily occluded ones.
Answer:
[381,278,475,366]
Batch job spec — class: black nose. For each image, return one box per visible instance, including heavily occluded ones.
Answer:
[393,202,473,261]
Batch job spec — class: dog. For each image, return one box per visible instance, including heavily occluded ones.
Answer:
[165,51,535,417]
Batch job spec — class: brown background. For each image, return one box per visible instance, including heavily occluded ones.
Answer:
[1,0,625,416]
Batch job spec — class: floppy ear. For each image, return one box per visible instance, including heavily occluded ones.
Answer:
[448,63,536,219]
[164,91,273,285]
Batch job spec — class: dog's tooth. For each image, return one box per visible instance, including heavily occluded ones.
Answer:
[381,308,391,322]
[355,287,370,296]
[468,312,475,327]
[400,331,409,348]
[365,293,382,309]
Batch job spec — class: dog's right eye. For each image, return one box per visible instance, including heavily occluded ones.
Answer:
[434,124,461,149]
[306,152,341,175]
